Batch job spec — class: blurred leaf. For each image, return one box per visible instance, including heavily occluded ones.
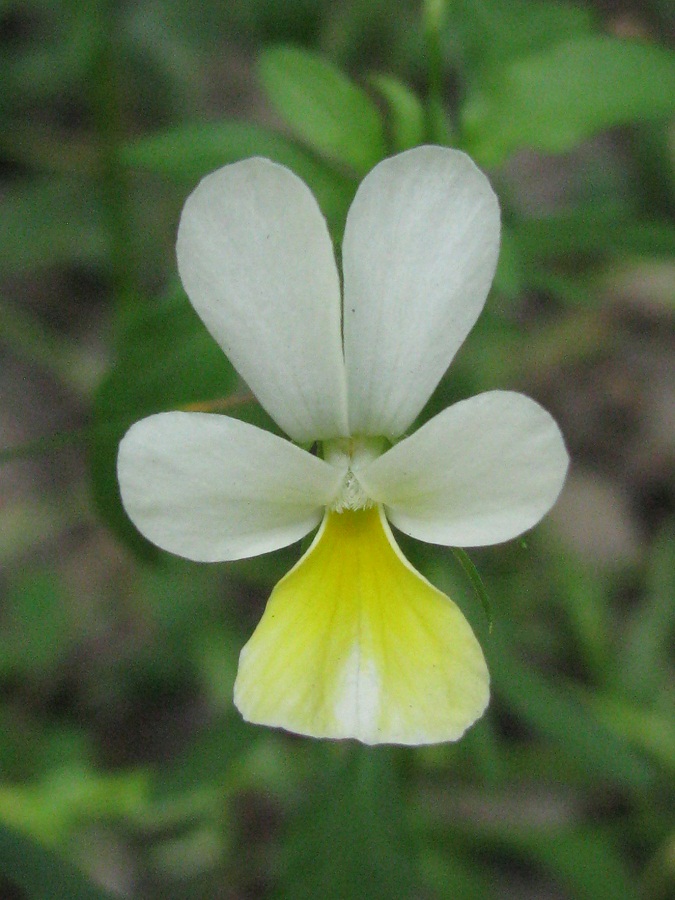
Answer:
[588,696,675,776]
[554,557,611,682]
[483,824,638,900]
[421,798,638,899]
[0,296,101,395]
[90,283,239,557]
[259,45,386,174]
[123,1,208,114]
[276,747,417,899]
[0,767,148,847]
[419,846,498,899]
[120,120,356,229]
[492,227,525,300]
[0,572,72,678]
[524,827,638,900]
[1,0,99,105]
[147,826,223,881]
[448,0,594,71]
[153,714,254,801]
[369,73,426,151]
[617,528,675,704]
[631,121,675,220]
[0,122,98,176]
[0,490,86,565]
[462,36,675,165]
[0,824,116,900]
[526,269,600,308]
[488,632,654,789]
[0,710,51,784]
[0,178,108,274]
[514,207,675,261]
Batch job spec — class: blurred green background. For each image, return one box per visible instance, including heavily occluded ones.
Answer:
[1,0,674,897]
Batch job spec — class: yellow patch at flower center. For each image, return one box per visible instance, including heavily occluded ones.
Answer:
[234,506,489,745]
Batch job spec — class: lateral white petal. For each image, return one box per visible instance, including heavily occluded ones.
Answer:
[117,412,344,561]
[356,391,569,546]
[342,146,500,438]
[177,158,348,442]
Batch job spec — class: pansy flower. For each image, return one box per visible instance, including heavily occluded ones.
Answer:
[118,146,568,746]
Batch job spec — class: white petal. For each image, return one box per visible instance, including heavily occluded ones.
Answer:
[356,391,569,546]
[117,412,344,561]
[177,158,348,443]
[342,146,500,438]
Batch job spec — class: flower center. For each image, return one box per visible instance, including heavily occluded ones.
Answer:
[323,436,387,512]
[332,469,371,512]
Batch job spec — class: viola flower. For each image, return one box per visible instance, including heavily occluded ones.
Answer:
[118,146,568,745]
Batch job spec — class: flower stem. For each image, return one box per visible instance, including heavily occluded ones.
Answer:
[422,0,451,143]
[89,0,137,331]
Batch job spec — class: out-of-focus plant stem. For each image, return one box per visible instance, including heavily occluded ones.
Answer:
[89,1,137,332]
[422,0,452,144]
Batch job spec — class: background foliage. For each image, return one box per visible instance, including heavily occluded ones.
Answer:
[0,0,673,897]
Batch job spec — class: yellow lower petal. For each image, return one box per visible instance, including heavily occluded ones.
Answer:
[234,506,489,745]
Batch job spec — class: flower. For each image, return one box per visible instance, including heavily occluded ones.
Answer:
[117,146,569,746]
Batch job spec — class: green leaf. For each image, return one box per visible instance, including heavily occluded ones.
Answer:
[481,825,638,900]
[119,120,356,230]
[462,36,675,165]
[90,283,239,556]
[0,178,108,274]
[553,557,611,682]
[0,767,148,856]
[513,207,675,261]
[448,0,595,71]
[0,824,117,900]
[153,713,254,801]
[419,847,498,899]
[2,1,100,105]
[616,528,675,704]
[488,631,654,790]
[588,695,675,775]
[258,45,386,174]
[369,74,426,152]
[276,746,418,899]
[524,828,640,900]
[491,227,525,300]
[0,573,72,678]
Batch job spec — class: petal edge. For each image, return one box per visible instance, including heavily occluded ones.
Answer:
[118,412,344,561]
[357,391,569,547]
[177,158,349,442]
[343,146,500,438]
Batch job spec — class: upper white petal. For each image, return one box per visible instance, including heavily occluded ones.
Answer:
[177,158,349,443]
[356,391,569,547]
[342,146,500,438]
[117,412,345,561]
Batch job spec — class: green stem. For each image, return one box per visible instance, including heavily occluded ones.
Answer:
[89,1,137,330]
[422,0,451,143]
[451,547,493,631]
